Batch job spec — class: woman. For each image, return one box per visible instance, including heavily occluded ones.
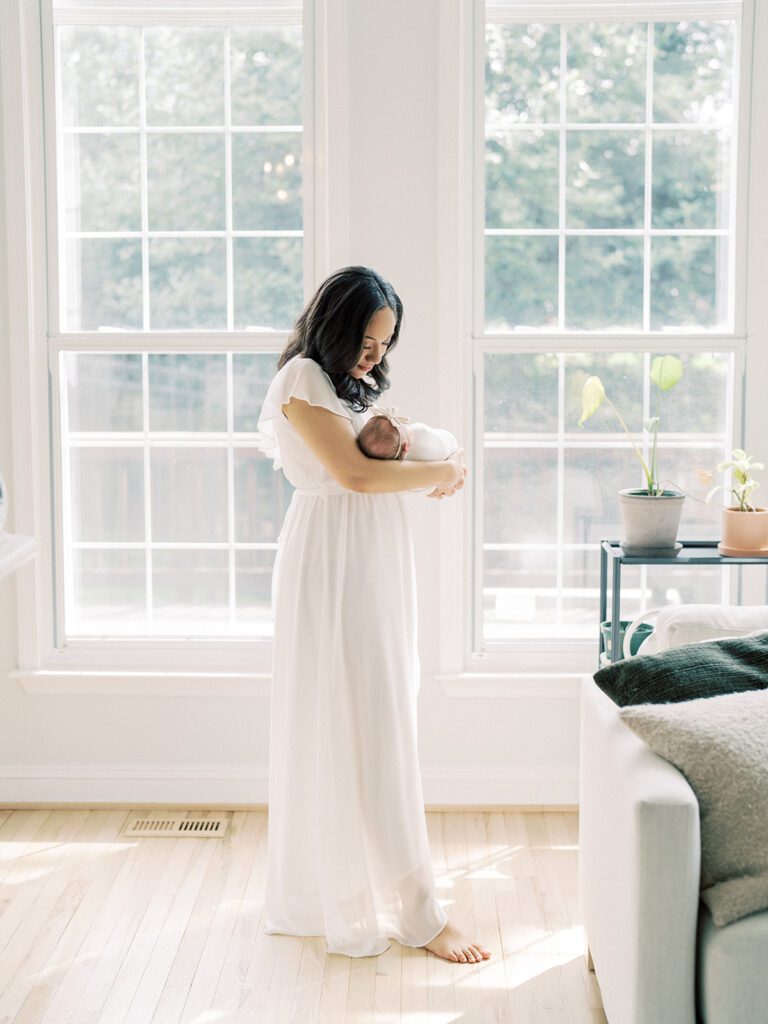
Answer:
[256,266,491,964]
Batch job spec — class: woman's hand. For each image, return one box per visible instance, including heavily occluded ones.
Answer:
[427,449,468,499]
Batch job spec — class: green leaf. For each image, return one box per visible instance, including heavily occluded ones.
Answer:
[650,354,683,392]
[644,416,659,433]
[579,375,605,426]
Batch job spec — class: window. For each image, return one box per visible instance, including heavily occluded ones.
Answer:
[477,5,741,649]
[50,3,307,643]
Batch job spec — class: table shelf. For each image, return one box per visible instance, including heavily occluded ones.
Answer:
[0,532,37,581]
[598,539,768,667]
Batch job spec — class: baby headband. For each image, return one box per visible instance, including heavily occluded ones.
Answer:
[369,405,411,427]
[368,405,410,459]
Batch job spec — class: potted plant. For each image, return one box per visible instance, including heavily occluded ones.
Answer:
[709,449,768,556]
[579,355,685,555]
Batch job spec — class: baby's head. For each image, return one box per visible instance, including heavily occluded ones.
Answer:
[358,414,411,460]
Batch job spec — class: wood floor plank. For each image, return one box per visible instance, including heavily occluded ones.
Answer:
[172,811,263,1023]
[424,814,455,1017]
[207,810,268,1019]
[0,809,604,1023]
[439,812,482,1020]
[7,810,132,1024]
[122,837,217,1024]
[465,811,510,1019]
[0,810,94,1004]
[94,837,201,1023]
[38,816,155,1024]
[372,937,401,1019]
[343,953,377,1023]
[65,825,184,1024]
[399,941,428,1023]
[289,936,327,1023]
[316,946,351,1023]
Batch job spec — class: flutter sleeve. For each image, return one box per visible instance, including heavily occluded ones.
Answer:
[256,356,353,470]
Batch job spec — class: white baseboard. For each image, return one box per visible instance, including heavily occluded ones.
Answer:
[0,763,578,806]
[421,766,578,805]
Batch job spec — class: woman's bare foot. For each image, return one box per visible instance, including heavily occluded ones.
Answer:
[422,919,492,963]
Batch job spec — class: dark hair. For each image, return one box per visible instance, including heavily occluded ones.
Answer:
[277,266,403,412]
[357,415,402,460]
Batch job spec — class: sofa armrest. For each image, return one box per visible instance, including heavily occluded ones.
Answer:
[579,676,701,1024]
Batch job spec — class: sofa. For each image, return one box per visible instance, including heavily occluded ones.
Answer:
[579,604,768,1024]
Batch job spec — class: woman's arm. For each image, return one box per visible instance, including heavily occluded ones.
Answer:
[282,397,464,494]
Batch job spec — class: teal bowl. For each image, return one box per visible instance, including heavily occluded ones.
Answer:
[600,620,655,661]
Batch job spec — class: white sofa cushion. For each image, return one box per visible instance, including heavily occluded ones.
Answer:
[698,905,768,1024]
[652,604,768,651]
[620,689,768,926]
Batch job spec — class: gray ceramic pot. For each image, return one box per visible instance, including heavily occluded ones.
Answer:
[618,488,685,555]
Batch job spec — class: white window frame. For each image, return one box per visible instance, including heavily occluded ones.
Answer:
[2,0,351,689]
[436,0,758,686]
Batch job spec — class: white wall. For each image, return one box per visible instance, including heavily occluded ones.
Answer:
[1,0,764,807]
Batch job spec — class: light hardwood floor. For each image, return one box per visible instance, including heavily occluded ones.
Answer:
[0,808,606,1023]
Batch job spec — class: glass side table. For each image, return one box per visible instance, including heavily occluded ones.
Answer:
[598,539,768,667]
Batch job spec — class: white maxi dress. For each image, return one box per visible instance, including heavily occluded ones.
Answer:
[256,354,447,957]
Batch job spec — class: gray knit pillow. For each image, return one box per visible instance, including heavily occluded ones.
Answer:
[620,689,768,926]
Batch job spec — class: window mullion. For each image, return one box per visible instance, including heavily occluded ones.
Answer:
[224,25,234,332]
[643,21,654,332]
[141,352,153,626]
[558,23,567,330]
[139,27,150,331]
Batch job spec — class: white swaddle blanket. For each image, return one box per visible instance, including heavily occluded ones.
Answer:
[404,422,458,461]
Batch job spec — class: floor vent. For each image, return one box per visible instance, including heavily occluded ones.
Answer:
[122,813,230,838]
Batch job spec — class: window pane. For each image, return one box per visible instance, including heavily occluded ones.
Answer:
[483,549,558,641]
[233,353,279,431]
[61,133,141,232]
[650,236,725,329]
[64,238,143,331]
[70,549,147,634]
[148,354,227,432]
[149,239,227,329]
[59,26,139,127]
[232,133,303,230]
[153,550,230,624]
[484,353,559,435]
[147,133,226,231]
[150,447,228,543]
[70,448,145,542]
[485,236,558,330]
[660,352,729,433]
[145,27,224,126]
[486,129,558,229]
[236,550,277,635]
[484,449,558,545]
[565,237,643,329]
[564,352,644,436]
[65,353,143,432]
[230,27,303,126]
[233,237,303,330]
[653,21,735,124]
[566,22,647,123]
[652,129,730,229]
[564,449,626,545]
[234,450,294,543]
[485,23,560,126]
[566,130,645,228]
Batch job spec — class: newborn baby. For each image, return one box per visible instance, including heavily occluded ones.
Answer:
[358,406,458,462]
